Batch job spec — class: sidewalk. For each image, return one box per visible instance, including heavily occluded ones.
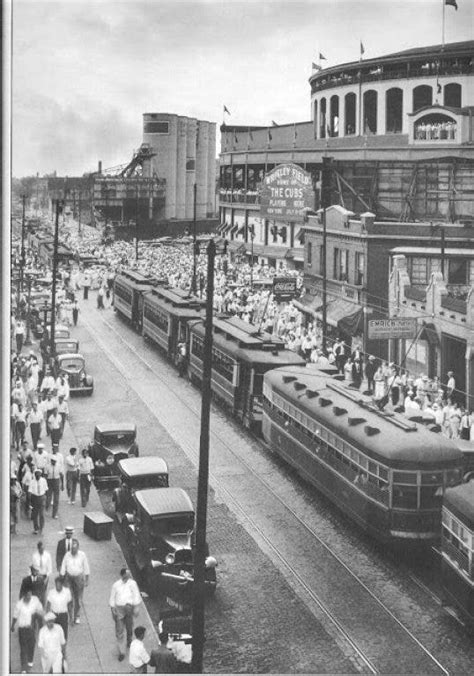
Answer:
[10,417,158,674]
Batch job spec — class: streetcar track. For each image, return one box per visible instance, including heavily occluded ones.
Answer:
[83,311,451,675]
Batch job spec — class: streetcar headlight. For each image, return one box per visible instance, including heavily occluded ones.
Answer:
[165,553,175,565]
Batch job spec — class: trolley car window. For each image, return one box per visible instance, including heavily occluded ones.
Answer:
[144,305,169,333]
[115,283,132,304]
[393,471,417,485]
[392,485,418,509]
[191,334,234,382]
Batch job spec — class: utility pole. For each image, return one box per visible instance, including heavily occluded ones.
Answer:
[19,194,27,299]
[135,181,139,260]
[191,238,216,674]
[50,199,61,358]
[191,183,197,295]
[24,275,33,346]
[320,157,332,353]
[78,190,82,237]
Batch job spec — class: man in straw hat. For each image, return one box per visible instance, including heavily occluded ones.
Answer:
[56,526,74,573]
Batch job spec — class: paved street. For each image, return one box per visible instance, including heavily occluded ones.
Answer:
[62,290,474,674]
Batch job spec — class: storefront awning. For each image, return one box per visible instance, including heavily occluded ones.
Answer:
[419,322,440,347]
[293,292,323,315]
[295,228,305,243]
[285,247,305,262]
[217,222,226,233]
[230,225,238,236]
[236,225,245,235]
[246,243,289,259]
[337,306,364,336]
[221,223,232,234]
[227,240,246,253]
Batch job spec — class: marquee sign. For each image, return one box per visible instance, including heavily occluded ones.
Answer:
[259,164,314,222]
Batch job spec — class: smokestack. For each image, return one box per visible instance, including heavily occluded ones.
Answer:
[98,161,102,174]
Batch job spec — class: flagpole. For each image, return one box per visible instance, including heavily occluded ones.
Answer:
[358,40,363,135]
[442,0,446,50]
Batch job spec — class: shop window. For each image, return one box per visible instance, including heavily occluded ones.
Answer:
[386,88,403,133]
[345,93,356,135]
[314,100,318,138]
[307,241,312,266]
[448,258,468,285]
[319,245,324,275]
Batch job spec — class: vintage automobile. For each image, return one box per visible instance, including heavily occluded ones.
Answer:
[89,423,139,486]
[125,487,217,598]
[54,338,79,355]
[54,324,71,339]
[113,456,169,523]
[54,353,93,395]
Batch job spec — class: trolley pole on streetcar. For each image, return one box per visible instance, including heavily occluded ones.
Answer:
[135,181,139,261]
[50,199,61,358]
[191,183,198,295]
[191,238,216,673]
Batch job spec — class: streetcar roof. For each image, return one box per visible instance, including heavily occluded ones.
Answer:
[133,487,194,517]
[444,482,474,531]
[115,270,160,290]
[118,456,168,478]
[264,366,464,466]
[144,286,204,315]
[190,318,305,366]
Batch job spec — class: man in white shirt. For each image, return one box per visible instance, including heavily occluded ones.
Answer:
[46,577,72,641]
[447,371,456,401]
[60,539,90,624]
[40,371,56,395]
[45,445,64,519]
[110,567,143,661]
[129,626,150,673]
[31,541,53,605]
[11,587,44,672]
[37,611,66,674]
[29,469,49,535]
[65,448,79,505]
[48,409,63,447]
[57,396,69,437]
[28,402,44,450]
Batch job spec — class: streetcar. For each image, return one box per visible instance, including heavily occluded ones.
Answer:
[441,480,474,624]
[113,269,163,331]
[188,315,306,431]
[142,286,204,363]
[262,366,464,544]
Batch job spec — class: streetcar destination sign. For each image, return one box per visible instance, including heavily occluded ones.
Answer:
[273,277,298,300]
[259,163,314,222]
[368,318,417,340]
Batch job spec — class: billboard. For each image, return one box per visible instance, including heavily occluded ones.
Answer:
[273,277,298,301]
[259,164,314,222]
[368,318,417,340]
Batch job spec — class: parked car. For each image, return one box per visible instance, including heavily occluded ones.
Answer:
[54,325,71,339]
[53,353,93,395]
[89,423,139,486]
[126,487,217,598]
[113,456,169,523]
[54,338,79,355]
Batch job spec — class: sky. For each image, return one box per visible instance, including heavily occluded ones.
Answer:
[10,0,473,177]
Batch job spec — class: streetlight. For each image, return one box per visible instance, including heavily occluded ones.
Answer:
[191,183,198,295]
[18,194,27,308]
[24,274,34,346]
[50,199,62,359]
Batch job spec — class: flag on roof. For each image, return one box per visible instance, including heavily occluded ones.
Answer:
[223,105,231,115]
[319,52,326,60]
[267,128,272,142]
[271,120,278,126]
[445,0,458,9]
[312,62,321,71]
[360,41,365,56]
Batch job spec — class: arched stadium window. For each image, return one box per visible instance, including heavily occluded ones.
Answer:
[330,95,339,137]
[344,93,356,135]
[320,98,327,139]
[363,90,377,134]
[444,83,462,108]
[386,88,403,133]
[414,113,457,141]
[413,85,432,112]
[314,100,318,138]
